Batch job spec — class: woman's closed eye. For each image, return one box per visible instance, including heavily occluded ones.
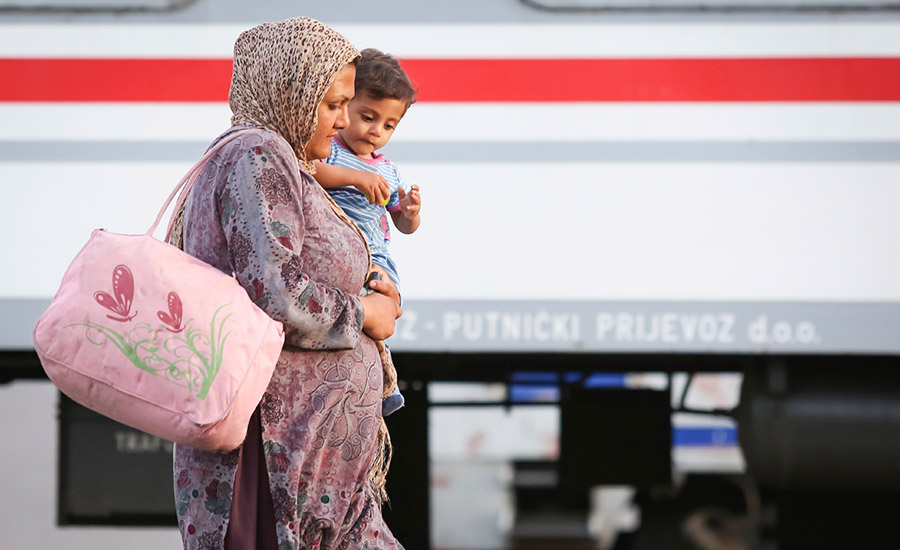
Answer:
[328,98,350,111]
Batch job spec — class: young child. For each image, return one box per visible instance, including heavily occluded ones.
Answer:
[314,48,421,416]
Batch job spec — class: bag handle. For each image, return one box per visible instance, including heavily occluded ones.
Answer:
[147,128,257,237]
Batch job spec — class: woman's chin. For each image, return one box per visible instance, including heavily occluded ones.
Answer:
[307,144,332,161]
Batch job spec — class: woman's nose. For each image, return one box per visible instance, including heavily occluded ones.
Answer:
[336,105,350,129]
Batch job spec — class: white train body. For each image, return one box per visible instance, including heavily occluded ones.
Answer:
[2,4,899,358]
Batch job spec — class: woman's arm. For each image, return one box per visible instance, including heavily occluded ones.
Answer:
[217,137,369,349]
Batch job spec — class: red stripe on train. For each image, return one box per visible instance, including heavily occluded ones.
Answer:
[2,58,900,102]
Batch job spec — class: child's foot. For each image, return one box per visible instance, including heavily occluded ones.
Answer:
[382,386,405,416]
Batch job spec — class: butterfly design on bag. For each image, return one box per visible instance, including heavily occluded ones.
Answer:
[94,264,138,322]
[157,291,185,333]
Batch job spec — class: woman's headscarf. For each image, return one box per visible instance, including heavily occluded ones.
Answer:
[229,17,359,172]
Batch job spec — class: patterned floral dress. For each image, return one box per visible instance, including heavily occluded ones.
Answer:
[173,127,402,550]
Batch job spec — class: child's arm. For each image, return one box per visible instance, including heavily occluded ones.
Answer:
[313,162,391,205]
[390,184,421,234]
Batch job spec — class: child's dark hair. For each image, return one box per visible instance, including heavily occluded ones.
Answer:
[355,48,417,110]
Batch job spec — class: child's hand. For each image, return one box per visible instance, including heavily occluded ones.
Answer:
[353,172,391,205]
[398,185,421,221]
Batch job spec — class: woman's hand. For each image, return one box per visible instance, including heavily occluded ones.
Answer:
[368,263,391,283]
[359,277,402,340]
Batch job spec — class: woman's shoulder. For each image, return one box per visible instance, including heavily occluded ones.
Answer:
[215,126,294,158]
[210,126,310,181]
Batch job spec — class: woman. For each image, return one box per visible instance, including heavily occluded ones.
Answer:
[172,18,404,550]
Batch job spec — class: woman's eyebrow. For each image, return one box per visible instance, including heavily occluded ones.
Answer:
[326,92,352,102]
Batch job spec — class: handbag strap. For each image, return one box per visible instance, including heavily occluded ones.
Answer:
[147,128,257,237]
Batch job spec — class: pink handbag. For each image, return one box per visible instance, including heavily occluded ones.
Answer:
[33,129,285,452]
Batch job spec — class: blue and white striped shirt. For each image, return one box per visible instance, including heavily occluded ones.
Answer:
[323,138,406,286]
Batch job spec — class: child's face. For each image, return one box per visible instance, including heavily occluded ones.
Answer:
[338,93,407,158]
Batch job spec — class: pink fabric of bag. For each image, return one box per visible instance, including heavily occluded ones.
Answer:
[33,129,285,452]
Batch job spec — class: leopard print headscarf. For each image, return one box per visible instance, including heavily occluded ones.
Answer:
[229,17,359,172]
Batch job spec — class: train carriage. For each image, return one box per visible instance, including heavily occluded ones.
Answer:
[2,0,900,548]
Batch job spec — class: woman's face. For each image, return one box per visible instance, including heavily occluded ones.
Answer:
[304,63,356,161]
